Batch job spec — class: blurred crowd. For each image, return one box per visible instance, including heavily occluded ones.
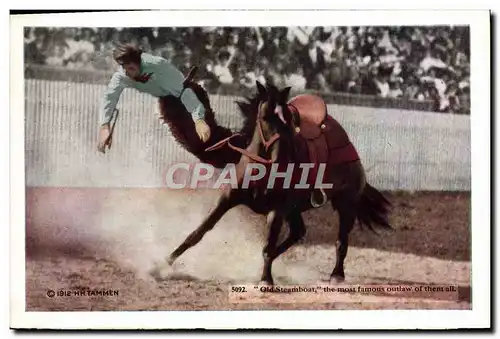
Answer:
[25,26,470,113]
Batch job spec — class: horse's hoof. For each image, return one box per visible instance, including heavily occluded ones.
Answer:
[149,262,174,281]
[257,280,276,293]
[148,266,162,281]
[329,275,345,284]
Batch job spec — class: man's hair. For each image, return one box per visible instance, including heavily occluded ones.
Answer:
[113,43,143,65]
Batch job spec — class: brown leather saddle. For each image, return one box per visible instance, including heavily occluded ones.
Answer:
[288,94,328,139]
[287,94,360,207]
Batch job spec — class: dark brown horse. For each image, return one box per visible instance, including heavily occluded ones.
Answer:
[154,81,392,284]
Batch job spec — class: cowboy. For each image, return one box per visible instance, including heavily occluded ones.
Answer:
[97,43,212,153]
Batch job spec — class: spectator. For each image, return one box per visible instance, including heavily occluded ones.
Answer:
[240,66,267,89]
[45,45,66,66]
[158,43,175,62]
[25,28,48,64]
[388,79,404,98]
[61,28,80,61]
[445,83,461,113]
[78,28,96,54]
[267,58,286,87]
[283,64,307,91]
[311,73,330,93]
[211,47,237,86]
[419,48,448,73]
[373,69,391,98]
[403,75,420,99]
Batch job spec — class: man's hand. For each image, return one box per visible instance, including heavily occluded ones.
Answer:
[97,123,112,153]
[195,119,211,143]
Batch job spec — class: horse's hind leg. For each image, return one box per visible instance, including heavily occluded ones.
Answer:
[330,201,356,283]
[275,210,306,258]
[260,210,284,285]
[260,210,306,285]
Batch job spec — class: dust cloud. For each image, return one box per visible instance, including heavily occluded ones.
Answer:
[26,186,323,285]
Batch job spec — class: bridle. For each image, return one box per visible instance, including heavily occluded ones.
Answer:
[255,102,281,153]
[205,101,281,164]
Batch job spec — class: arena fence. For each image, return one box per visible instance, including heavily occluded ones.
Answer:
[24,74,471,191]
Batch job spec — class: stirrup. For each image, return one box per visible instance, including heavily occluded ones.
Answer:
[310,188,328,208]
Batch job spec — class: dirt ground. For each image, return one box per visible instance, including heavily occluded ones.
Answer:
[24,188,471,311]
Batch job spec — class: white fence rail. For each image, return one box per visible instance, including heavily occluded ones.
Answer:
[24,79,471,190]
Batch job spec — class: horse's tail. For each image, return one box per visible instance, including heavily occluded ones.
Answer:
[355,183,393,233]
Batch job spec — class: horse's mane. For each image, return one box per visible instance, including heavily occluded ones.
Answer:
[235,93,261,142]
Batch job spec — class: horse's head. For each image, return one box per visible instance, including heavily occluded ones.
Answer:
[252,81,298,162]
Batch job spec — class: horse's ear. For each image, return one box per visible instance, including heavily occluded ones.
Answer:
[280,86,292,102]
[256,81,267,97]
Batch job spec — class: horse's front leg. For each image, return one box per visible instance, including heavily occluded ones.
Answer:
[151,190,240,280]
[168,190,239,265]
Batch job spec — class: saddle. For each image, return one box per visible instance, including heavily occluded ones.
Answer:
[287,94,360,207]
[288,94,327,139]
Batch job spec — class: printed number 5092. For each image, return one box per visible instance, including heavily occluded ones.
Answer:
[231,286,247,293]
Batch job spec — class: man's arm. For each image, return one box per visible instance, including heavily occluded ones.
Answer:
[100,70,127,126]
[97,70,129,153]
[180,88,205,120]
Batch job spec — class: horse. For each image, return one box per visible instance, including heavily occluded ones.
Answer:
[154,81,393,285]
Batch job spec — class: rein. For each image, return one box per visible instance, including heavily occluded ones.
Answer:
[206,100,282,164]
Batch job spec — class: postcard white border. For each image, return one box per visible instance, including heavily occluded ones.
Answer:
[10,9,490,330]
